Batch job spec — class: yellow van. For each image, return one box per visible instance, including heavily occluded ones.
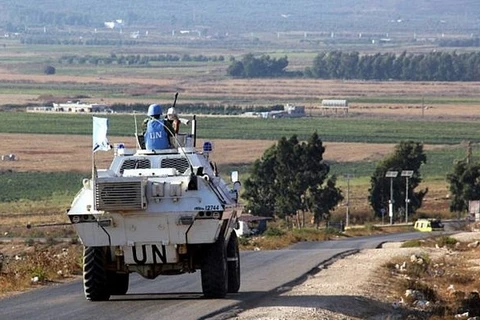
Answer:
[414,219,444,232]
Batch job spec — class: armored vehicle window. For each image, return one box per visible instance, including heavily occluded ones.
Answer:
[120,159,151,174]
[161,158,189,174]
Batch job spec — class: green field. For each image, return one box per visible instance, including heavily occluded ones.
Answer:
[2,112,480,144]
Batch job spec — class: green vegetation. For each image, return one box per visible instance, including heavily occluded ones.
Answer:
[242,133,343,224]
[447,159,480,213]
[1,112,479,204]
[227,54,293,78]
[306,51,480,81]
[58,54,225,65]
[369,141,427,219]
[229,51,480,81]
[0,172,86,202]
[401,239,422,247]
[436,236,458,248]
[2,113,480,145]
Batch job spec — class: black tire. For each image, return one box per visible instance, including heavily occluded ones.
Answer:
[83,246,110,301]
[107,271,129,295]
[201,234,228,298]
[227,232,241,293]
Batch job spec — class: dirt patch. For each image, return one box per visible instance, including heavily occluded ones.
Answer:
[0,133,448,173]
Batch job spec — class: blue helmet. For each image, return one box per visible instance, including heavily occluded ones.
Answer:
[148,104,162,116]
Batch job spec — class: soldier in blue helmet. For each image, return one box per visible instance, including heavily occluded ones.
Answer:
[142,104,174,150]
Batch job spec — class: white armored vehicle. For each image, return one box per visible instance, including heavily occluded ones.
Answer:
[68,115,242,301]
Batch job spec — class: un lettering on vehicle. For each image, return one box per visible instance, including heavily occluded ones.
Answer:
[124,243,178,264]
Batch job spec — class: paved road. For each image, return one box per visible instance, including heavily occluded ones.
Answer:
[0,231,448,320]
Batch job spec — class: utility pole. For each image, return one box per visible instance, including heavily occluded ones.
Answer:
[343,174,354,228]
[385,171,399,225]
[401,170,414,223]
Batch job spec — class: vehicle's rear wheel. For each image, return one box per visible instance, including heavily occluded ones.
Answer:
[83,246,110,301]
[201,234,228,298]
[227,232,241,293]
[107,271,129,295]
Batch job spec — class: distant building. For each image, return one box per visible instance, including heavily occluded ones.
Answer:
[26,106,54,112]
[104,19,123,29]
[255,104,306,119]
[283,104,305,117]
[320,99,348,116]
[243,104,306,119]
[52,101,109,113]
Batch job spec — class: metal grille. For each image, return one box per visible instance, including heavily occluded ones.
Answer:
[95,179,145,211]
[161,158,189,174]
[120,159,151,174]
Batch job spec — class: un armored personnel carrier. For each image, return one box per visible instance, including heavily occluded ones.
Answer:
[67,115,242,301]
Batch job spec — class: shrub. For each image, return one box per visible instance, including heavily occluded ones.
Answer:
[406,253,431,278]
[437,236,457,248]
[238,236,250,246]
[401,239,422,248]
[43,65,56,75]
[264,226,286,237]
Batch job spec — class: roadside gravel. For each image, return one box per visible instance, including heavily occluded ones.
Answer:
[231,231,480,320]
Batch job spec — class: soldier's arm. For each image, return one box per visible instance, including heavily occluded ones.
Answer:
[141,118,149,134]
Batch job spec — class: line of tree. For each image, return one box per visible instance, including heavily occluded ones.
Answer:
[229,133,480,223]
[242,137,434,225]
[305,50,480,81]
[20,37,141,46]
[228,51,480,81]
[242,133,343,227]
[58,54,225,66]
[439,38,480,48]
[227,53,296,78]
[109,102,285,115]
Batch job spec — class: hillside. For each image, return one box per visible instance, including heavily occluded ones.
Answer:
[1,0,480,35]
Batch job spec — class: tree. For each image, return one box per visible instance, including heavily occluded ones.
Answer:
[241,146,277,216]
[226,53,289,78]
[242,132,342,225]
[447,160,480,213]
[226,60,244,77]
[43,65,56,75]
[368,141,428,222]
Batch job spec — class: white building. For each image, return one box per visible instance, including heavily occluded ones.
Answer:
[52,101,109,113]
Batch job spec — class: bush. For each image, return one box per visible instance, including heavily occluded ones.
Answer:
[437,236,457,248]
[264,227,286,237]
[401,239,422,248]
[43,65,56,75]
[238,236,250,246]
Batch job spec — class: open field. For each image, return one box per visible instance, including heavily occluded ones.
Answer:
[2,44,480,223]
[1,65,480,110]
[0,134,396,173]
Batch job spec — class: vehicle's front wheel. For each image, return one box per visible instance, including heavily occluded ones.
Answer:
[201,234,228,298]
[83,246,110,301]
[227,232,241,293]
